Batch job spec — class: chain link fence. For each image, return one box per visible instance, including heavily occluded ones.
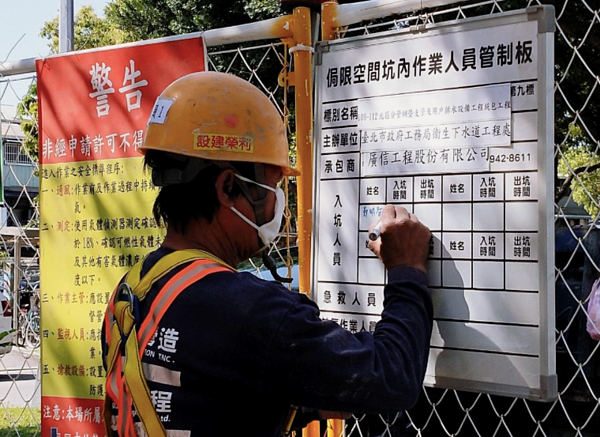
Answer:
[0,72,42,436]
[1,0,599,435]
[333,0,600,436]
[206,39,299,287]
[1,35,295,436]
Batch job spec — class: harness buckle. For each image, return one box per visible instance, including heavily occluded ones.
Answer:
[118,282,135,306]
[117,282,141,350]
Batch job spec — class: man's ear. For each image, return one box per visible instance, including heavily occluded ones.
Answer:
[215,169,236,207]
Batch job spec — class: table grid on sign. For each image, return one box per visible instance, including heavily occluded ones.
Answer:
[355,171,540,289]
[319,168,541,301]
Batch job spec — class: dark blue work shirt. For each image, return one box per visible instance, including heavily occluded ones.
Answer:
[103,247,433,436]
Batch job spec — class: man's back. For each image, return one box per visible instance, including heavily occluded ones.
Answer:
[104,246,432,436]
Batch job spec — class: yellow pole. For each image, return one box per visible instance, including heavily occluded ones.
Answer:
[328,419,344,437]
[326,417,344,437]
[291,6,314,299]
[318,5,345,436]
[290,8,318,437]
[290,5,345,437]
[321,1,338,42]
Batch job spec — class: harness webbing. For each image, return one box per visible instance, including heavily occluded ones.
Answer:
[103,250,233,437]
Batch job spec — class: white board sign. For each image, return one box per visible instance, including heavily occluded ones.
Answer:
[313,6,556,401]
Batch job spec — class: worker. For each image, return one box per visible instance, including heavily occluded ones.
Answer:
[102,71,433,437]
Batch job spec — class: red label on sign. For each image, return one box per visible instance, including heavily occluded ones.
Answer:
[37,37,206,164]
[42,396,105,437]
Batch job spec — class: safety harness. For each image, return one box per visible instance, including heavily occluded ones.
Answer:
[103,250,234,437]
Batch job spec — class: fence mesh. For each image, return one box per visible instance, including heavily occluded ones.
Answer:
[0,0,599,435]
[333,0,600,436]
[0,38,294,436]
[0,72,42,436]
[206,40,299,286]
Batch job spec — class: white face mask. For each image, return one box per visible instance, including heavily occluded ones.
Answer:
[230,174,285,247]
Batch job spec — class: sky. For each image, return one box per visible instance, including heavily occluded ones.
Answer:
[0,0,111,106]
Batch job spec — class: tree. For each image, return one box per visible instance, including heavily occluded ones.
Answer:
[548,0,599,218]
[526,0,599,211]
[16,82,38,163]
[432,0,600,213]
[557,125,600,217]
[40,5,129,53]
[17,6,131,161]
[106,0,281,41]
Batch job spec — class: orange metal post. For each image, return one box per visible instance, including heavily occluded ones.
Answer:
[290,7,318,437]
[291,6,314,299]
[321,1,339,42]
[289,5,345,437]
[328,418,345,436]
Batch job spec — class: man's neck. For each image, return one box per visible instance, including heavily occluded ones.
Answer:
[161,220,241,268]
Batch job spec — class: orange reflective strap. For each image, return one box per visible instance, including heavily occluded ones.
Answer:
[124,324,163,437]
[106,322,123,400]
[129,250,229,301]
[103,252,233,437]
[104,317,123,437]
[112,301,138,437]
[137,260,230,355]
[120,385,136,437]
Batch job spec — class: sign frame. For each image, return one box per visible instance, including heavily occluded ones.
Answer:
[312,6,556,401]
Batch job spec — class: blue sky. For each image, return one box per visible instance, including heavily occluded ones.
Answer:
[1,0,110,106]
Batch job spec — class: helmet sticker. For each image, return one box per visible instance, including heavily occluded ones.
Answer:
[224,114,238,128]
[194,133,254,153]
[148,98,175,125]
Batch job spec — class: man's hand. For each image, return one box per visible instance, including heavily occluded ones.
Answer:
[367,205,431,273]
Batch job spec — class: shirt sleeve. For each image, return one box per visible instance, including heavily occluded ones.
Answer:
[263,265,433,414]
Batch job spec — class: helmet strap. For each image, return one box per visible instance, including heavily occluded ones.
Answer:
[212,162,270,227]
[150,154,212,187]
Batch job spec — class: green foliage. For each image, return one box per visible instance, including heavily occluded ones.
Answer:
[16,82,38,164]
[0,407,40,437]
[0,329,14,347]
[558,125,600,217]
[245,0,282,20]
[549,0,600,144]
[106,0,281,40]
[40,5,129,53]
[24,195,40,229]
[18,6,129,160]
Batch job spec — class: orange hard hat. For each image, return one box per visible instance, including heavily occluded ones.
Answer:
[141,71,300,176]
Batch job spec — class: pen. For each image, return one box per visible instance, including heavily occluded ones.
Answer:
[368,221,383,241]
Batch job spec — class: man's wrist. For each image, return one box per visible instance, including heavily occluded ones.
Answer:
[387,265,429,286]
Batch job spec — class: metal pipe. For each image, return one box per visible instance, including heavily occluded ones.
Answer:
[203,15,294,46]
[290,6,314,300]
[322,2,338,41]
[330,0,471,28]
[0,15,295,77]
[13,239,22,335]
[0,58,36,77]
[59,0,75,53]
[0,0,470,77]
